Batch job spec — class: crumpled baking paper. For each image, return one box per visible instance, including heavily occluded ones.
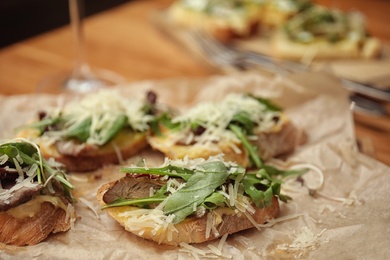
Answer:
[0,72,389,259]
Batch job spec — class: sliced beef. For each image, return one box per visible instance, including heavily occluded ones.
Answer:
[0,184,43,211]
[102,175,164,204]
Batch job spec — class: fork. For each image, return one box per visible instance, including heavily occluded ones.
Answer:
[190,30,390,103]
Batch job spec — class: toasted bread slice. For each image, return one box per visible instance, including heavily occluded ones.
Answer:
[148,115,305,167]
[0,195,74,246]
[168,1,261,42]
[17,128,149,172]
[148,128,250,166]
[271,30,381,60]
[97,180,279,246]
[16,89,156,172]
[260,0,312,29]
[271,6,382,60]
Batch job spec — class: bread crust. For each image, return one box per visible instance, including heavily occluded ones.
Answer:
[168,3,260,42]
[17,129,148,172]
[148,118,305,167]
[271,28,382,60]
[0,197,72,246]
[148,132,250,167]
[97,180,280,246]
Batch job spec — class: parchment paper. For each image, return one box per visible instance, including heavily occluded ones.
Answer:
[0,72,389,259]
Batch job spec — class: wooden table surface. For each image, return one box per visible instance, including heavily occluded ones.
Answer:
[0,0,389,166]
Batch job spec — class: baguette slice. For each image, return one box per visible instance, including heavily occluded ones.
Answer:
[148,114,306,167]
[271,6,382,60]
[260,0,312,29]
[97,180,279,246]
[0,195,74,246]
[271,30,382,60]
[15,89,158,172]
[168,1,261,42]
[148,127,250,167]
[17,128,148,172]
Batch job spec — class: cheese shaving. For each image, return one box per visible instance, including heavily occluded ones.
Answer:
[79,197,100,220]
[179,234,233,259]
[276,226,328,256]
[43,89,153,146]
[171,93,282,151]
[158,154,240,174]
[65,203,77,230]
[118,208,178,243]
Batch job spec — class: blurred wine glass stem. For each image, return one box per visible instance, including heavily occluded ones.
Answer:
[66,0,103,92]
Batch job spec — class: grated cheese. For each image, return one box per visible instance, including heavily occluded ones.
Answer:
[119,208,178,243]
[79,197,100,220]
[0,154,8,164]
[65,203,77,230]
[276,226,328,256]
[44,89,153,146]
[171,93,282,151]
[111,142,124,165]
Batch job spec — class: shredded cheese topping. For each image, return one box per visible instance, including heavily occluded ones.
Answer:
[171,93,281,148]
[276,226,328,257]
[0,138,44,204]
[45,89,153,146]
[159,154,241,173]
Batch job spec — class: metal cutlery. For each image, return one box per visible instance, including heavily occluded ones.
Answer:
[190,30,390,106]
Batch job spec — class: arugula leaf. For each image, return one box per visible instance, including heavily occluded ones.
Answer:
[99,114,128,145]
[241,170,282,208]
[263,165,308,178]
[14,117,61,135]
[201,192,225,210]
[242,172,266,208]
[159,113,181,130]
[264,185,275,207]
[148,112,181,136]
[0,140,74,200]
[230,111,254,134]
[121,165,194,181]
[163,161,229,224]
[229,124,263,169]
[64,117,92,142]
[248,94,282,112]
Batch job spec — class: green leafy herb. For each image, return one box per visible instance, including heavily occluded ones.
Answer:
[64,117,92,142]
[99,114,128,145]
[264,165,308,178]
[229,124,263,169]
[159,113,181,130]
[163,161,228,223]
[15,117,61,135]
[0,139,74,200]
[230,111,255,134]
[121,165,194,181]
[201,192,225,210]
[249,95,282,112]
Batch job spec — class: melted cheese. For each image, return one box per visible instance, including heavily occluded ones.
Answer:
[6,195,68,219]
